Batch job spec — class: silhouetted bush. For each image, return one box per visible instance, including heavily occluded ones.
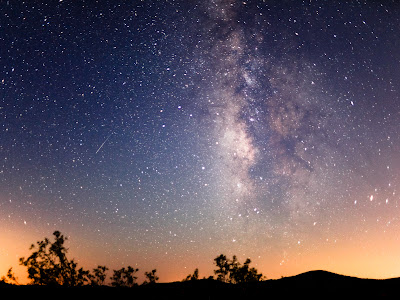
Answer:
[0,267,18,285]
[110,266,139,287]
[214,254,263,283]
[19,231,90,286]
[183,268,199,281]
[143,269,159,285]
[88,265,108,286]
[10,230,266,288]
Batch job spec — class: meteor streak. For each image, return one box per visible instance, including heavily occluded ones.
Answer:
[95,133,113,154]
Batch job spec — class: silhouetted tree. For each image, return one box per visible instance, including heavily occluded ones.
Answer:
[110,266,139,287]
[19,231,89,286]
[214,254,230,282]
[229,255,240,279]
[143,269,159,285]
[230,258,263,283]
[183,268,199,281]
[88,265,108,286]
[213,254,263,284]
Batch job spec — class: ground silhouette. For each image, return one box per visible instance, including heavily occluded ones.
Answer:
[2,271,400,299]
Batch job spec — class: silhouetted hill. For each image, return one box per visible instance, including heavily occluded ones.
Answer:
[278,269,365,287]
[2,270,400,299]
[261,270,399,298]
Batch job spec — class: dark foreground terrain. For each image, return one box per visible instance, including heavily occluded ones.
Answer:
[2,270,400,299]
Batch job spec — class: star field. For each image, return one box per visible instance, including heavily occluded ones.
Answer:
[1,0,400,282]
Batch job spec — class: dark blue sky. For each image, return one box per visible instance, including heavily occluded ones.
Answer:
[2,0,400,282]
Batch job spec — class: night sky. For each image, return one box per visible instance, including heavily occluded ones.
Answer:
[2,0,400,283]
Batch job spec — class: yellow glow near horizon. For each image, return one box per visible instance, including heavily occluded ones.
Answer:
[2,223,400,285]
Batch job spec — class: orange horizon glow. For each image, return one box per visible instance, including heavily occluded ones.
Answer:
[2,222,400,285]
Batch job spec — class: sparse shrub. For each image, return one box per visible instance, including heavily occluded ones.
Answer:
[143,269,159,285]
[183,268,199,281]
[110,266,139,287]
[214,254,263,284]
[19,231,89,286]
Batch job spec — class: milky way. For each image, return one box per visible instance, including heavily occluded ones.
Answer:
[1,0,400,282]
[199,0,344,228]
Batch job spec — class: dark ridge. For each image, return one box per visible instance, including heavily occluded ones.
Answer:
[2,270,400,299]
[280,269,365,281]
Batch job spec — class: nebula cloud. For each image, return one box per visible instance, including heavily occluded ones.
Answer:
[200,1,260,214]
[199,0,342,221]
